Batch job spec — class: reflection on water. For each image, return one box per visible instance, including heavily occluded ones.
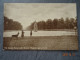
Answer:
[3,30,76,37]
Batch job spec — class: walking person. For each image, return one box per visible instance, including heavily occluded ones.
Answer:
[30,30,32,36]
[21,30,24,38]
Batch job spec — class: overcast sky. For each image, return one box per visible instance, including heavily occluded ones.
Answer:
[4,3,77,29]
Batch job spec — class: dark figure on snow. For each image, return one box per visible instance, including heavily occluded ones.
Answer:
[30,30,32,36]
[21,30,24,38]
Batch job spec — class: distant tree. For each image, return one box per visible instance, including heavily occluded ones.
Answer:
[57,18,65,29]
[74,17,77,27]
[4,16,9,30]
[27,17,76,30]
[12,21,22,30]
[65,17,70,29]
[37,21,46,30]
[29,21,35,30]
[53,19,58,29]
[69,18,75,29]
[46,19,53,30]
[4,16,22,30]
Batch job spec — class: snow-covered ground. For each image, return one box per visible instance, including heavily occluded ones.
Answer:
[3,30,77,37]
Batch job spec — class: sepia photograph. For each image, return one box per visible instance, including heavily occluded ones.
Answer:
[3,3,78,50]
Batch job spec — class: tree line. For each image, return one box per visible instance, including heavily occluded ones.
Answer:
[28,17,77,30]
[4,16,22,30]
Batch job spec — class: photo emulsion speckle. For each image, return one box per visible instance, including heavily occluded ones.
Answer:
[3,3,78,50]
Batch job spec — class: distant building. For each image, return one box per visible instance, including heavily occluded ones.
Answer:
[34,21,38,32]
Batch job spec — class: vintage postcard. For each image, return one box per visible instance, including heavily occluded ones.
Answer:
[3,3,78,50]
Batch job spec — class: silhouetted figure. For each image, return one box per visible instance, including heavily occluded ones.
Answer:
[21,30,24,38]
[30,30,32,36]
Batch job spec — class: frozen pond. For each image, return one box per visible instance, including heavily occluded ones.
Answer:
[3,30,76,37]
